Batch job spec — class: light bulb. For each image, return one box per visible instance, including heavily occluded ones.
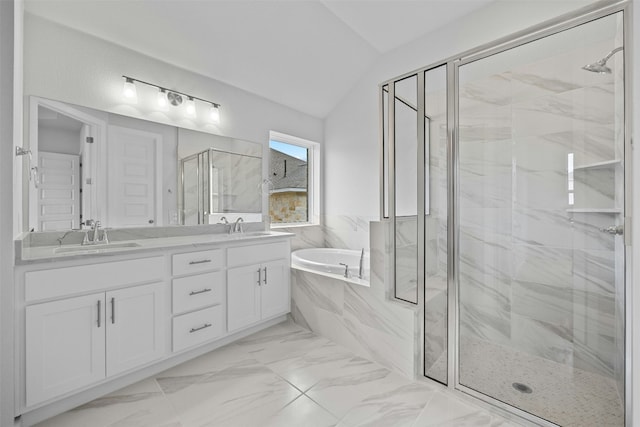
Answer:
[209,104,220,124]
[157,88,168,107]
[185,97,196,117]
[122,78,137,102]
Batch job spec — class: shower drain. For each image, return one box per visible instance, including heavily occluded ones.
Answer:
[512,382,533,394]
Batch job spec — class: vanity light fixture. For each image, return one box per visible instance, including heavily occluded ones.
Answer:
[120,75,222,122]
[157,88,168,107]
[122,77,138,102]
[209,103,220,124]
[185,96,196,117]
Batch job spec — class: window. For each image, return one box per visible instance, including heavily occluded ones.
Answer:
[268,131,319,226]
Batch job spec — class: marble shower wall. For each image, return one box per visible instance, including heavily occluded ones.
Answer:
[457,36,624,381]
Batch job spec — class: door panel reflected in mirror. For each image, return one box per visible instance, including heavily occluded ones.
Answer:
[28,97,263,232]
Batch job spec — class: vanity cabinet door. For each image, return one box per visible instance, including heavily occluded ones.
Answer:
[227,264,261,332]
[260,259,289,320]
[106,283,165,376]
[25,293,106,406]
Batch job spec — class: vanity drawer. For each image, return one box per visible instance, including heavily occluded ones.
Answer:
[25,257,164,302]
[172,305,224,352]
[172,249,223,276]
[172,271,224,315]
[227,241,289,267]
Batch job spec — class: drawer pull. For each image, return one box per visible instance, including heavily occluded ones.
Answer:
[189,323,212,333]
[188,259,212,265]
[263,267,267,285]
[189,288,212,296]
[257,268,262,286]
[111,297,115,324]
[97,300,101,328]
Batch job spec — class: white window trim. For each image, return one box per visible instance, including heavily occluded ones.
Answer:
[268,130,320,227]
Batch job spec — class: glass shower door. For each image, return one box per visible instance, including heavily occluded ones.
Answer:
[456,12,625,426]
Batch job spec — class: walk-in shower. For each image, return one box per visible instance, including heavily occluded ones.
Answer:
[381,3,630,426]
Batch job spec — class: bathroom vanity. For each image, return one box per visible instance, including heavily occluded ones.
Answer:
[14,231,292,425]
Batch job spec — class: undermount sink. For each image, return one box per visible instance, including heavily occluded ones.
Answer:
[54,242,142,254]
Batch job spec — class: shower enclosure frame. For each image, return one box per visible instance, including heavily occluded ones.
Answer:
[379,1,633,425]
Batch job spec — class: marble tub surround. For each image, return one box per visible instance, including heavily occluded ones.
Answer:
[291,222,419,379]
[35,320,522,427]
[16,225,293,262]
[291,248,370,288]
[275,224,325,251]
[273,214,373,254]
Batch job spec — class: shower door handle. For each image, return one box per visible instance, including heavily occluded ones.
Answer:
[600,225,624,235]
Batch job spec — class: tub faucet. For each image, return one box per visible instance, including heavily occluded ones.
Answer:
[339,263,350,278]
[232,217,244,234]
[358,248,365,279]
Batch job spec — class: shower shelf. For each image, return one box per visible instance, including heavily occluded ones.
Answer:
[566,208,621,213]
[573,159,621,170]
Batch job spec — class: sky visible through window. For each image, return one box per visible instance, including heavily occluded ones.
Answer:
[270,140,307,161]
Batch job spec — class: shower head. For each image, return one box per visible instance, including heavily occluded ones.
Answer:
[582,46,623,74]
[582,59,612,74]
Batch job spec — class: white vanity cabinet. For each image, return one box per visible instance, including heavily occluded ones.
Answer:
[25,283,165,405]
[25,293,107,406]
[23,257,166,407]
[17,233,293,425]
[227,241,290,332]
[105,283,165,376]
[171,249,226,352]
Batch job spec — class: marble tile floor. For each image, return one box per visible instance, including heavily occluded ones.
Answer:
[36,320,523,427]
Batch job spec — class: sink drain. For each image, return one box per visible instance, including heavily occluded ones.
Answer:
[512,382,533,394]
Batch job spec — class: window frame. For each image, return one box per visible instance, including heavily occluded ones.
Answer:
[268,131,320,228]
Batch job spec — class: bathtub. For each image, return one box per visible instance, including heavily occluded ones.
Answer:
[291,248,370,287]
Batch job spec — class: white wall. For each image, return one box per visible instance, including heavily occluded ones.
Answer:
[38,126,81,155]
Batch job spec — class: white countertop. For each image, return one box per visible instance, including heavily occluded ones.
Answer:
[18,230,294,264]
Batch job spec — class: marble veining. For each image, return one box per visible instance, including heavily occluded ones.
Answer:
[36,320,522,427]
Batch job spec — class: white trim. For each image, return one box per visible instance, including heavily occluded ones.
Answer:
[268,131,320,226]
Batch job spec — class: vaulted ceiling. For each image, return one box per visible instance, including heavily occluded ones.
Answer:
[25,0,495,118]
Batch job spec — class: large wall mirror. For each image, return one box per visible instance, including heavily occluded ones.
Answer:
[27,96,264,232]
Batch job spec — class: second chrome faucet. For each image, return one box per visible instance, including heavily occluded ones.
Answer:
[82,220,109,245]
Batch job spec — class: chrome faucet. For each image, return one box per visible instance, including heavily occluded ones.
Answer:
[358,248,365,279]
[219,216,229,224]
[232,217,244,234]
[82,220,108,245]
